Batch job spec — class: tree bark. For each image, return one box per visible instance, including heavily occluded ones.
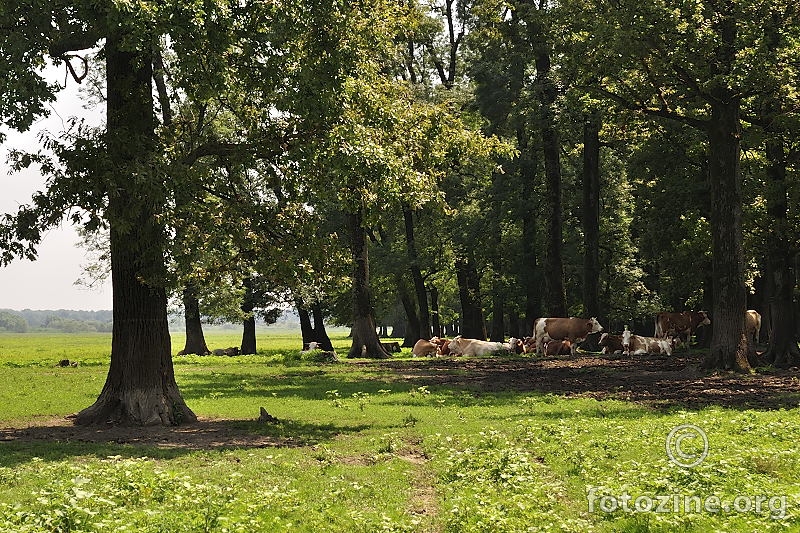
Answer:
[701,96,752,371]
[75,29,195,426]
[181,287,210,355]
[533,34,566,317]
[397,274,420,347]
[311,303,335,351]
[296,300,314,347]
[430,285,441,338]
[348,211,390,358]
[240,277,257,355]
[402,205,430,341]
[759,133,800,367]
[455,255,487,339]
[518,128,541,330]
[582,112,601,320]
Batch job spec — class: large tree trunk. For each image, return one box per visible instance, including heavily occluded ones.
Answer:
[759,133,800,367]
[75,29,195,426]
[489,173,505,342]
[403,205,431,340]
[311,302,335,351]
[397,275,420,347]
[455,255,487,339]
[241,277,257,355]
[348,211,390,358]
[296,300,314,347]
[701,96,752,371]
[181,288,210,355]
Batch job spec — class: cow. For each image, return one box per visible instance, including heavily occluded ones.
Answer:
[430,336,452,356]
[543,339,572,355]
[522,336,537,354]
[654,311,710,345]
[448,335,506,356]
[506,337,524,354]
[623,327,675,356]
[302,341,321,352]
[381,341,402,353]
[598,333,624,355]
[533,317,603,356]
[746,310,761,344]
[412,339,438,357]
[212,346,240,356]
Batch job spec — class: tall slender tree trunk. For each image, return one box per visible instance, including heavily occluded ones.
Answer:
[701,97,752,371]
[181,288,210,355]
[311,302,335,351]
[534,41,566,317]
[519,129,541,331]
[240,278,257,355]
[348,211,389,358]
[430,285,442,338]
[396,274,420,347]
[760,133,800,367]
[489,173,505,342]
[582,112,601,319]
[455,255,487,339]
[75,29,195,426]
[402,205,430,340]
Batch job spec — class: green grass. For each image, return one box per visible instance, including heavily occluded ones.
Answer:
[1,331,799,532]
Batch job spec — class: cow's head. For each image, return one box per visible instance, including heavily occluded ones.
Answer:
[588,317,603,333]
[698,311,711,326]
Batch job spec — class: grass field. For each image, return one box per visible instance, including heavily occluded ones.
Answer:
[1,331,799,532]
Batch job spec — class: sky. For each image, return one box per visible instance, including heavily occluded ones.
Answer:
[0,63,112,311]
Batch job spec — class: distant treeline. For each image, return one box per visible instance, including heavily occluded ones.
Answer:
[0,308,304,334]
[0,309,113,333]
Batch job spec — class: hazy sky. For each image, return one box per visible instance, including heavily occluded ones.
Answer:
[0,64,112,311]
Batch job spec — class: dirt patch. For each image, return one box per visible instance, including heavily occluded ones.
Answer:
[0,417,295,450]
[373,352,800,410]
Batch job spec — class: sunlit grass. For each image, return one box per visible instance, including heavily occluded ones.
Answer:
[1,332,799,531]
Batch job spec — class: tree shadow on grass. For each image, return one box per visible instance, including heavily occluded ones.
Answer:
[0,416,372,468]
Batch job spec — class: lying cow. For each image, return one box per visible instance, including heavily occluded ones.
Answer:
[598,333,624,355]
[505,337,524,354]
[412,339,438,357]
[534,317,603,356]
[430,336,452,356]
[623,328,675,356]
[746,310,761,344]
[654,310,710,345]
[448,335,506,356]
[212,346,240,356]
[381,341,402,353]
[543,339,572,355]
[522,336,537,354]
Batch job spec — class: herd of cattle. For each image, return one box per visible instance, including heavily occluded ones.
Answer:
[411,310,763,358]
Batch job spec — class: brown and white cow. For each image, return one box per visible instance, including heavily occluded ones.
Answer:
[746,310,761,344]
[412,339,438,357]
[506,337,524,354]
[448,336,506,356]
[533,317,603,356]
[543,339,572,355]
[430,336,452,356]
[522,336,537,354]
[598,333,624,355]
[623,328,675,356]
[654,311,710,345]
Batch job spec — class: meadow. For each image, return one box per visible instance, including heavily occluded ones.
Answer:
[1,331,799,532]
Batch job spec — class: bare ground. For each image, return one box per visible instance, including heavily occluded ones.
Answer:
[2,351,799,449]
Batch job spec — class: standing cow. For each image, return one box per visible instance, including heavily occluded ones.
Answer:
[746,310,761,344]
[533,317,603,356]
[654,311,711,345]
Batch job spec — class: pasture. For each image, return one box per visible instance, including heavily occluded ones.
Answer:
[1,331,800,532]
